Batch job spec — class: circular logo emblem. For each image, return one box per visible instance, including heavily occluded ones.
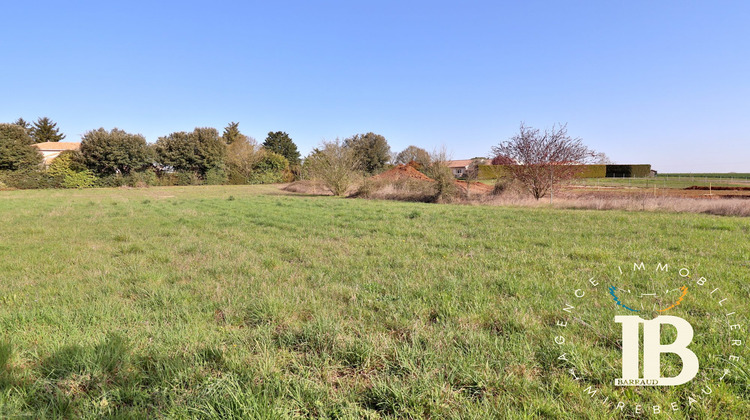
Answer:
[554,262,745,416]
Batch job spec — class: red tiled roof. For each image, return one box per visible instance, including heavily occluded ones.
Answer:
[446,159,473,168]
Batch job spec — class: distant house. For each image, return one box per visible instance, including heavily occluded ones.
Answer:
[31,142,81,165]
[447,160,473,177]
[446,159,487,178]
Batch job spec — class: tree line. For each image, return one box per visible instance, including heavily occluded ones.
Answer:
[0,118,419,190]
[2,117,606,201]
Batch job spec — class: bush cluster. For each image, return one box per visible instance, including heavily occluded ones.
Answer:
[0,123,293,190]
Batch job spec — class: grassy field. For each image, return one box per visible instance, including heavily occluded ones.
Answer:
[0,185,748,418]
[660,173,750,179]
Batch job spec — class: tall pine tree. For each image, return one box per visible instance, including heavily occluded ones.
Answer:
[13,118,30,131]
[30,117,66,143]
[222,122,242,145]
[262,131,300,165]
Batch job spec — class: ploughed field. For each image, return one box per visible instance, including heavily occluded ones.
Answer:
[0,185,748,418]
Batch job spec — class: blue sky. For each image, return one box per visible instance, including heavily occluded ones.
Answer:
[2,1,748,172]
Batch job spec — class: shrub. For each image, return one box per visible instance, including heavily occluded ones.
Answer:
[155,173,178,186]
[98,174,126,188]
[247,170,284,184]
[227,167,248,185]
[0,169,51,189]
[423,149,458,202]
[254,152,287,174]
[355,178,377,198]
[248,152,288,184]
[357,178,435,202]
[47,151,98,188]
[287,164,301,182]
[60,170,98,188]
[493,179,509,195]
[125,169,158,187]
[303,139,360,196]
[176,171,202,186]
[281,180,331,195]
[204,167,228,185]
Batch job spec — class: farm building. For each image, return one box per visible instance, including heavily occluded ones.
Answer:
[31,142,81,165]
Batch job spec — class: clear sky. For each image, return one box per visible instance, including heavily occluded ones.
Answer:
[2,1,748,172]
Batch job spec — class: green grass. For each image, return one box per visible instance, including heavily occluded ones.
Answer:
[660,173,750,179]
[0,185,748,418]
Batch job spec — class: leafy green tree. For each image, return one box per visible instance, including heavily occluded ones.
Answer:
[155,127,226,175]
[222,122,242,145]
[80,128,153,176]
[30,117,66,143]
[344,132,391,174]
[262,131,300,165]
[394,145,431,167]
[0,123,43,170]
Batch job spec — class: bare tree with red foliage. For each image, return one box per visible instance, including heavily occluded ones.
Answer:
[491,123,594,200]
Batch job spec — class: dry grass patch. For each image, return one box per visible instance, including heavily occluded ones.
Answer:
[476,190,750,217]
[282,180,334,195]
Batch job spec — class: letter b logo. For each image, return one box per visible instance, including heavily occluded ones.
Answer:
[615,315,699,386]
